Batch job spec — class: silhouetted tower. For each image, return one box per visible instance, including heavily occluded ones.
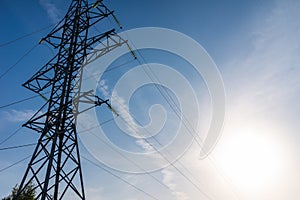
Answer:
[16,0,128,199]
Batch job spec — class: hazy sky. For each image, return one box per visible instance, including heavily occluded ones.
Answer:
[0,0,299,199]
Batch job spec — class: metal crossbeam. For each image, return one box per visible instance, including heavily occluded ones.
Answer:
[15,1,127,199]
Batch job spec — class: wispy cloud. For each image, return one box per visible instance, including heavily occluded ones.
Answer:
[213,1,300,199]
[39,0,61,23]
[78,2,300,199]
[98,80,154,152]
[1,109,41,122]
[224,0,300,114]
[97,79,192,199]
[162,168,189,200]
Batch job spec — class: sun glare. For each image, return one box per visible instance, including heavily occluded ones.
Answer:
[215,128,286,195]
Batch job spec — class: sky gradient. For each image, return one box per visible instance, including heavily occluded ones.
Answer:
[0,0,300,199]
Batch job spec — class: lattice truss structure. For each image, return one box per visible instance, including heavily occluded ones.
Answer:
[16,1,128,199]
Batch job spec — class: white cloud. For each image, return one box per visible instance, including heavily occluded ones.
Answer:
[143,1,300,200]
[98,80,154,152]
[224,0,300,113]
[1,109,41,122]
[39,0,61,23]
[162,168,189,200]
[77,2,300,199]
[98,80,138,136]
[135,139,154,152]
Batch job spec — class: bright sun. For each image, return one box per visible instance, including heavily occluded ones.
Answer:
[215,128,286,194]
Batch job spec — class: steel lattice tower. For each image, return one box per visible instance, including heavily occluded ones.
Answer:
[16,0,128,199]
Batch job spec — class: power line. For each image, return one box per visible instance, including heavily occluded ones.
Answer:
[86,130,174,192]
[90,48,214,198]
[121,31,204,143]
[77,116,174,192]
[0,155,31,173]
[132,49,238,199]
[83,58,135,81]
[0,143,36,151]
[14,1,129,196]
[100,32,231,198]
[0,127,23,146]
[92,66,214,199]
[96,83,213,198]
[87,14,230,199]
[77,103,198,196]
[82,155,160,200]
[0,60,134,110]
[118,112,214,200]
[78,117,116,134]
[0,23,55,48]
[0,44,39,80]
[127,40,240,200]
[206,155,241,200]
[1,2,213,199]
[106,18,207,151]
[77,115,175,192]
[136,52,210,153]
[0,92,50,109]
[134,52,239,199]
[0,120,117,149]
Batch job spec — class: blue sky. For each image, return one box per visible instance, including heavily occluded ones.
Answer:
[1,0,300,199]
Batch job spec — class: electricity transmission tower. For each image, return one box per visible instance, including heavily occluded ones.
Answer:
[16,0,129,199]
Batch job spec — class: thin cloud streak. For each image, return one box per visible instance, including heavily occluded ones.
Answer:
[39,0,61,23]
[98,80,154,152]
[224,0,300,113]
[162,168,189,200]
[97,80,191,199]
[1,109,42,122]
